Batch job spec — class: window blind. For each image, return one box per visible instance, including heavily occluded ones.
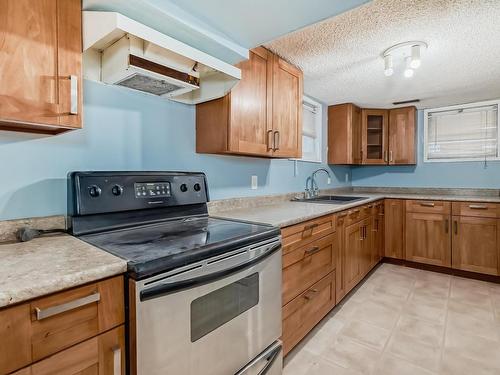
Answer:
[426,104,499,161]
[302,101,317,138]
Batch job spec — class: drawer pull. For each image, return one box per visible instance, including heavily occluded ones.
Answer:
[35,292,100,320]
[304,246,320,255]
[454,220,458,235]
[351,209,360,214]
[469,204,488,210]
[267,130,273,151]
[303,289,319,301]
[419,202,435,207]
[338,213,348,218]
[304,223,319,231]
[113,345,122,375]
[445,219,449,234]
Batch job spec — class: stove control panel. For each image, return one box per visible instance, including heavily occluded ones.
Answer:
[69,172,209,216]
[134,182,171,198]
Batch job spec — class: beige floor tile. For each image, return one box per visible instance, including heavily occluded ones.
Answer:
[447,310,500,342]
[339,320,391,351]
[416,269,451,284]
[441,349,500,375]
[301,317,346,356]
[402,299,447,324]
[374,354,437,375]
[451,276,491,296]
[350,299,401,330]
[450,287,493,308]
[386,332,441,372]
[408,290,448,310]
[306,359,363,375]
[448,299,495,322]
[395,315,444,347]
[283,348,318,375]
[321,336,381,374]
[413,280,450,299]
[445,329,500,369]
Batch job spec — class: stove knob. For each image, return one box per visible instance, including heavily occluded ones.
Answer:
[112,184,124,196]
[180,183,188,192]
[88,185,102,198]
[193,183,201,192]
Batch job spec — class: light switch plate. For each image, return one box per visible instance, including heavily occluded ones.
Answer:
[251,175,258,190]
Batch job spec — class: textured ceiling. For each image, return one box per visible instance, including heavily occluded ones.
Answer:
[266,0,500,109]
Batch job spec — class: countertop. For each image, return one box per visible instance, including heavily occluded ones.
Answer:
[0,234,127,308]
[211,191,500,228]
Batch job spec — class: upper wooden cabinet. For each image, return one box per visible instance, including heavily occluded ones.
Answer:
[0,0,83,134]
[327,103,362,164]
[196,47,303,158]
[328,105,416,165]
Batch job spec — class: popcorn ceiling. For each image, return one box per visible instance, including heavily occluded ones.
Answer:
[265,0,500,109]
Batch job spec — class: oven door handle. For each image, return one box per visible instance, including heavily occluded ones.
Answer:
[140,242,281,301]
[235,341,282,375]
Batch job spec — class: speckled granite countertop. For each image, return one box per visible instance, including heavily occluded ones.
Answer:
[210,189,500,228]
[0,234,127,308]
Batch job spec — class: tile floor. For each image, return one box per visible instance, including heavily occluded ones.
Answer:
[283,263,500,375]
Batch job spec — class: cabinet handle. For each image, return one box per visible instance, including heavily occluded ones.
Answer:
[444,219,449,234]
[351,209,360,214]
[267,130,273,151]
[273,131,280,151]
[469,204,488,210]
[389,150,393,163]
[69,75,78,115]
[419,202,435,207]
[384,150,388,163]
[112,345,121,375]
[304,223,319,231]
[454,220,458,235]
[35,291,100,320]
[304,246,320,256]
[338,213,348,218]
[303,288,319,301]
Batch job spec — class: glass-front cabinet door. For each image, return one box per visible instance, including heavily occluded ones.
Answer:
[361,109,389,164]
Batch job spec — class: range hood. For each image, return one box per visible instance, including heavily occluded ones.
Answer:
[83,11,241,104]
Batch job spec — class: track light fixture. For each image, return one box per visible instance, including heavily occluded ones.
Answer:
[382,41,427,78]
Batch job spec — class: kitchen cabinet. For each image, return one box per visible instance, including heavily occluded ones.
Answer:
[361,109,389,164]
[196,47,303,158]
[328,103,362,164]
[388,106,417,164]
[452,214,499,276]
[0,276,125,374]
[372,202,385,267]
[0,0,82,134]
[328,105,416,165]
[344,216,372,295]
[385,199,405,259]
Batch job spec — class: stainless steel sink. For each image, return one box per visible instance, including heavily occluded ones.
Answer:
[292,195,368,204]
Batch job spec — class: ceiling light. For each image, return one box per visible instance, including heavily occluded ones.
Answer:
[404,57,414,78]
[410,45,421,69]
[384,55,394,76]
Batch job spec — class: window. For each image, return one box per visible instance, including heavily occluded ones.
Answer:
[424,100,500,162]
[300,96,323,163]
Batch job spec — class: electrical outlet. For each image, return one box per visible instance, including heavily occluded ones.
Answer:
[345,173,349,182]
[327,177,331,184]
[251,175,258,190]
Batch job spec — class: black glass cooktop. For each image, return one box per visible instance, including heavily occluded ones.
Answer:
[80,216,279,280]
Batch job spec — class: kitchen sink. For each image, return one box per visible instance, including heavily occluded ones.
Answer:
[292,195,368,204]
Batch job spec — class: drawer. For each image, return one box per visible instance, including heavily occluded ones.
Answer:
[406,200,451,214]
[345,204,372,226]
[282,271,336,355]
[282,233,336,305]
[452,201,499,218]
[0,275,125,373]
[282,214,336,254]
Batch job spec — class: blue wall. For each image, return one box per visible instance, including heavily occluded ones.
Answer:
[0,80,350,220]
[351,110,500,188]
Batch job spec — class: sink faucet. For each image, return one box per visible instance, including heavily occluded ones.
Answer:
[305,168,331,198]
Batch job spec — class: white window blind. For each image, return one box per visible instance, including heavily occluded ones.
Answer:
[425,101,499,162]
[301,97,322,163]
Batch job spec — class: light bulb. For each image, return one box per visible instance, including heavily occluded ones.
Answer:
[404,57,414,78]
[384,54,393,76]
[410,45,421,69]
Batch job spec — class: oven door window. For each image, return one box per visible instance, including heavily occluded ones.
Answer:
[191,273,259,342]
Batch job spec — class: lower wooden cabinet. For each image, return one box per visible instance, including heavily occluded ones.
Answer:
[372,202,385,266]
[344,220,364,295]
[452,216,499,275]
[282,271,336,355]
[405,212,451,267]
[385,199,405,259]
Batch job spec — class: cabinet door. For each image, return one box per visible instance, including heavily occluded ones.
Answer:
[351,105,363,164]
[452,216,499,275]
[344,222,363,294]
[388,106,416,165]
[384,199,405,259]
[0,0,82,132]
[271,56,303,158]
[361,218,373,276]
[361,109,388,164]
[372,204,384,267]
[98,326,126,375]
[405,212,451,267]
[228,47,273,156]
[335,213,347,304]
[327,104,361,165]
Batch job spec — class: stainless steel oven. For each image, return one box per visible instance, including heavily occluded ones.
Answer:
[129,237,283,375]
